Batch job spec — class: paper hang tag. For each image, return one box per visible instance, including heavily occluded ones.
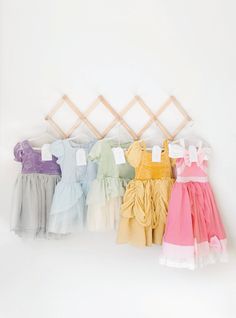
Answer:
[152,145,162,162]
[41,144,53,161]
[168,144,183,158]
[180,138,185,148]
[76,148,87,166]
[112,147,126,165]
[204,148,211,160]
[198,140,203,149]
[189,145,198,163]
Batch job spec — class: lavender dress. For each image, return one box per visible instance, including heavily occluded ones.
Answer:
[11,140,61,238]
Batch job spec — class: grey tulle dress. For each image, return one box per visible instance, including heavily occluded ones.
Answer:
[11,140,61,238]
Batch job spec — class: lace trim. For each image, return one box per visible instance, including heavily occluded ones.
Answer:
[160,239,228,270]
[176,176,208,183]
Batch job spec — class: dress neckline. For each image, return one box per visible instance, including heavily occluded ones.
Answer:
[65,139,95,150]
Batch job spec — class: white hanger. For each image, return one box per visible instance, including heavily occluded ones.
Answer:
[67,131,91,141]
[171,119,211,149]
[66,124,99,145]
[140,135,165,151]
[102,123,133,148]
[28,130,57,142]
[26,128,57,150]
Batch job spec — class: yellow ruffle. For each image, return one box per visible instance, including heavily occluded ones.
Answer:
[117,178,174,247]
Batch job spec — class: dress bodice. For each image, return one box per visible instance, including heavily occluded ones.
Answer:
[88,140,134,180]
[169,141,211,182]
[50,140,97,187]
[126,140,173,180]
[14,140,61,175]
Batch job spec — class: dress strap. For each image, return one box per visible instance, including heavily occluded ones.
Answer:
[139,140,146,151]
[162,139,170,158]
[163,139,168,148]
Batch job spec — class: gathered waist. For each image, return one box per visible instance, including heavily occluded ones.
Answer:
[133,177,175,182]
[18,173,60,178]
[176,176,208,183]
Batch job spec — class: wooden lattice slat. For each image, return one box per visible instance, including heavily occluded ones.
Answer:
[45,94,191,140]
[98,95,138,140]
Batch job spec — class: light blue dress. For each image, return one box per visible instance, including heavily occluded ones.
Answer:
[48,139,97,236]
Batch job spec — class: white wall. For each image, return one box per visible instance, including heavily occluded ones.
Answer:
[0,1,236,317]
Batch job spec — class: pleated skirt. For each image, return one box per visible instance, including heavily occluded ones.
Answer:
[160,181,228,269]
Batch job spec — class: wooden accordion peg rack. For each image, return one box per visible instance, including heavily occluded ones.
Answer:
[45,94,192,140]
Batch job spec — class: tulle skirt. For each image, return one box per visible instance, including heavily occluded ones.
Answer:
[86,177,129,231]
[160,181,228,270]
[11,173,60,238]
[48,181,85,236]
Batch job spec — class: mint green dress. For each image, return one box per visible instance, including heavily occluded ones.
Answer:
[86,140,134,231]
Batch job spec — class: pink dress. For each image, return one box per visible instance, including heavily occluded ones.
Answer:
[160,142,227,270]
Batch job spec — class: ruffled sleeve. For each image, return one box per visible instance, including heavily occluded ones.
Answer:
[88,141,101,161]
[125,141,143,167]
[50,140,64,158]
[14,142,24,162]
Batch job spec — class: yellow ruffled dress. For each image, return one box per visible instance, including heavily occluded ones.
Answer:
[117,140,175,247]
